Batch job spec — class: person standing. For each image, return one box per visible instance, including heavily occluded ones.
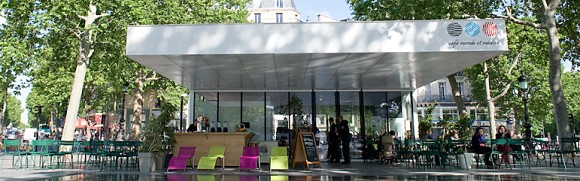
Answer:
[327,117,341,163]
[338,115,351,164]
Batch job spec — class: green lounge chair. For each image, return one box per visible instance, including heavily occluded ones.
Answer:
[269,147,288,171]
[197,146,225,170]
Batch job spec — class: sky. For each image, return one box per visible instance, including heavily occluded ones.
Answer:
[295,0,352,21]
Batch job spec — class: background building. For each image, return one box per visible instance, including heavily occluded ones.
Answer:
[247,0,301,23]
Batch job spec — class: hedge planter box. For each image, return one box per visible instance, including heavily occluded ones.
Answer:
[138,152,166,173]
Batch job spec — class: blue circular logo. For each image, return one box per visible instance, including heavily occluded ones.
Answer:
[464,22,480,37]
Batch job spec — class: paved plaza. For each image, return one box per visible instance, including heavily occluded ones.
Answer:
[1,156,579,181]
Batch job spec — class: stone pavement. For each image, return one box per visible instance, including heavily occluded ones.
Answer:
[0,156,579,180]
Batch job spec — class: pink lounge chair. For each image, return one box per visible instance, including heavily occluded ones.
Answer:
[239,146,260,170]
[167,147,196,171]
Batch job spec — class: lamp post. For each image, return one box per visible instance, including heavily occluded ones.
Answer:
[36,106,43,140]
[518,73,532,148]
[118,82,129,141]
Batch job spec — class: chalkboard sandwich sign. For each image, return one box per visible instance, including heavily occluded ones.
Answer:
[291,132,322,170]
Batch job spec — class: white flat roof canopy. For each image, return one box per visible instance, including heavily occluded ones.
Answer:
[126,19,508,91]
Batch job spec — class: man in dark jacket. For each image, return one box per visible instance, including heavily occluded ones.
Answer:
[338,115,351,163]
[327,117,341,163]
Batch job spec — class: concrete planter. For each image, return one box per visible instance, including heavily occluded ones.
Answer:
[138,152,166,173]
[459,152,474,169]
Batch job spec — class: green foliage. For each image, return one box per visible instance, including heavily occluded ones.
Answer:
[419,103,435,139]
[140,102,176,153]
[454,116,472,140]
[284,94,303,116]
[348,0,498,21]
[0,92,24,128]
[465,21,551,136]
[2,0,249,126]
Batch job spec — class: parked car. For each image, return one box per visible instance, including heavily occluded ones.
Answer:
[5,130,20,140]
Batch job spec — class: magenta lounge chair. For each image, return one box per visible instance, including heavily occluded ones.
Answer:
[167,147,196,171]
[239,146,260,170]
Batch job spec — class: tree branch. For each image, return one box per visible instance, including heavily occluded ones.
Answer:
[499,0,546,29]
[492,84,512,102]
[145,71,158,81]
[492,51,522,102]
[68,28,81,39]
[507,51,522,75]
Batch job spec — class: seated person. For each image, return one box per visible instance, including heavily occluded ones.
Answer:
[471,127,493,168]
[381,130,396,162]
[495,125,513,163]
[186,123,197,132]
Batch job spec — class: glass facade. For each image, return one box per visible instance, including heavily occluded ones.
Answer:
[242,92,265,141]
[192,91,412,158]
[218,93,241,133]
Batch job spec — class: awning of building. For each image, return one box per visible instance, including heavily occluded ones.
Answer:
[125,19,508,91]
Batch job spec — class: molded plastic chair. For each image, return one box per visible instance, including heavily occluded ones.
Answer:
[197,146,225,170]
[269,147,288,171]
[167,146,196,171]
[239,146,260,170]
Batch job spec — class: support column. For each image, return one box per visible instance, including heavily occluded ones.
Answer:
[188,92,194,128]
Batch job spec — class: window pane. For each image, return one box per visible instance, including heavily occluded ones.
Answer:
[289,93,312,130]
[339,92,360,158]
[363,92,387,138]
[243,92,265,141]
[387,92,403,119]
[194,93,218,132]
[316,92,335,134]
[219,93,241,133]
[267,92,289,144]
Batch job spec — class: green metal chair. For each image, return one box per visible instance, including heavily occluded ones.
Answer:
[30,140,60,170]
[113,141,140,168]
[269,146,288,171]
[401,139,422,168]
[441,139,468,168]
[552,137,577,168]
[507,139,530,169]
[416,139,442,168]
[531,138,549,165]
[2,140,30,169]
[55,141,76,168]
[490,139,508,169]
[197,146,225,170]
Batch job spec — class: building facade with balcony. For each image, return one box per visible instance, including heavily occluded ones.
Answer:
[247,0,301,23]
[415,72,489,122]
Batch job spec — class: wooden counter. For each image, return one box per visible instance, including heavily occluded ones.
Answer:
[173,132,253,167]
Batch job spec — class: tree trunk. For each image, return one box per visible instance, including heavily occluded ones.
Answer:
[61,4,108,141]
[513,107,521,135]
[544,0,572,140]
[130,71,145,140]
[484,62,497,137]
[447,75,467,117]
[0,86,7,128]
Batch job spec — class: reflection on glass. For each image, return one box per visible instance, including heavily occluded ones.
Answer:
[266,92,289,143]
[219,93,241,132]
[270,175,289,181]
[195,92,218,131]
[363,92,387,139]
[289,92,312,131]
[243,92,265,141]
[339,92,361,159]
[316,92,335,133]
[197,175,216,181]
